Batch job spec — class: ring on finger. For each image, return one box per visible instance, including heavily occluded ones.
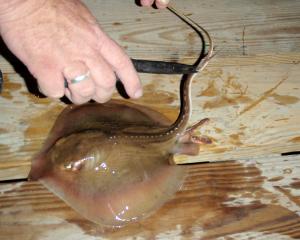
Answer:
[70,71,90,84]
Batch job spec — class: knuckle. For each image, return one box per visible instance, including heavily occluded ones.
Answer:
[98,74,116,89]
[94,90,113,103]
[39,87,64,99]
[71,95,91,105]
[48,93,64,99]
[95,96,111,104]
[114,56,131,70]
[79,85,95,98]
[73,99,90,105]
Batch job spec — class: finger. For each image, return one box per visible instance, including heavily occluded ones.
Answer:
[30,61,65,99]
[63,60,95,104]
[64,85,91,105]
[85,55,116,90]
[93,86,115,103]
[155,0,170,9]
[85,55,117,103]
[140,0,155,7]
[99,36,143,99]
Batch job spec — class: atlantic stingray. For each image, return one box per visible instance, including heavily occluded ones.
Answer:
[29,6,214,227]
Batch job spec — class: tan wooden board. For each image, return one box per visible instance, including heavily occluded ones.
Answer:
[0,154,299,239]
[0,0,300,180]
[1,59,299,179]
[0,0,300,238]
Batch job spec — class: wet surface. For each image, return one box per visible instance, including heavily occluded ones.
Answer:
[1,158,300,239]
[290,137,300,143]
[29,102,191,227]
[0,0,300,237]
[0,73,22,100]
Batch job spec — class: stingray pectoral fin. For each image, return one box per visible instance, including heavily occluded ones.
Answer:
[28,153,51,181]
[37,140,187,227]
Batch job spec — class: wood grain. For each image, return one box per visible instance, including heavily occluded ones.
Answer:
[0,155,299,239]
[0,0,300,237]
[1,61,300,178]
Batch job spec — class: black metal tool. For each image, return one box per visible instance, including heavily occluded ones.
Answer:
[131,58,197,74]
[0,59,197,93]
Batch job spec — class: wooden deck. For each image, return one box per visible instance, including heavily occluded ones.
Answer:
[0,0,299,239]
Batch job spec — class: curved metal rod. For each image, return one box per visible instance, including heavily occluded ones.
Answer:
[167,5,214,71]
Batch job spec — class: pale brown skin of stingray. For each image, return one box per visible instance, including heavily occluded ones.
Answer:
[28,6,214,227]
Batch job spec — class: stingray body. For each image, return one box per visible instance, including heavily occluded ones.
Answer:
[28,7,213,227]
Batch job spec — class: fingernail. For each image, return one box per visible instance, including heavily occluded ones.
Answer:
[134,88,143,98]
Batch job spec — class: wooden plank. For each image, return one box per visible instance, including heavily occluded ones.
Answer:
[1,0,299,69]
[0,155,299,239]
[1,56,299,179]
[0,0,300,180]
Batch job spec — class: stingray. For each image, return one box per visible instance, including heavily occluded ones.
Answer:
[28,6,214,227]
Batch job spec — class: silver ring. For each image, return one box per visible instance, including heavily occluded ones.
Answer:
[70,71,90,84]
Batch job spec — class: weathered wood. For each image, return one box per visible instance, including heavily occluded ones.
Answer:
[1,59,300,179]
[0,0,300,237]
[0,155,299,239]
[0,0,300,179]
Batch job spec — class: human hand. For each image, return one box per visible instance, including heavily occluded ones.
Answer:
[140,0,170,9]
[0,0,142,104]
